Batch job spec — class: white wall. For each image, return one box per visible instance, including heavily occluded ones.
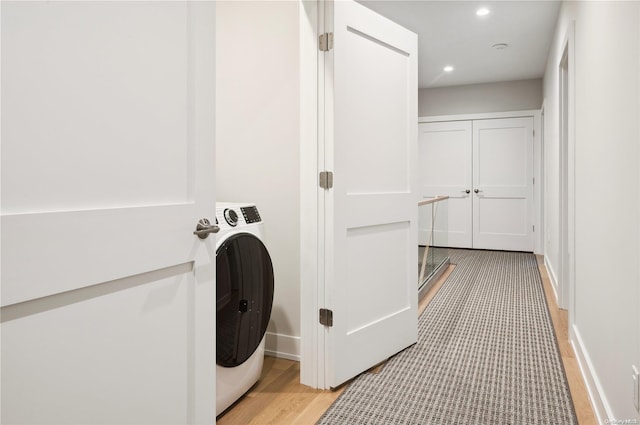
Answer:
[216,1,301,360]
[543,2,640,422]
[418,78,543,117]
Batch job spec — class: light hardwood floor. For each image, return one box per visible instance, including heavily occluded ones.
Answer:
[537,256,598,425]
[217,261,597,425]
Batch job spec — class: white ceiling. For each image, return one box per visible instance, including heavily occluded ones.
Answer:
[356,1,561,88]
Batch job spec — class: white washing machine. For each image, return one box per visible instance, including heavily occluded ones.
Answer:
[215,202,274,416]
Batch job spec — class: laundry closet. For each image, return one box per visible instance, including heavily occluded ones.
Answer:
[217,0,422,391]
[419,115,537,252]
[417,80,544,254]
[215,1,302,363]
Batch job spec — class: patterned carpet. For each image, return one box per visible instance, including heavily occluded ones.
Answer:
[317,249,577,425]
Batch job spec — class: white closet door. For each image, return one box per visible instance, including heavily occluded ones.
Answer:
[1,3,216,423]
[418,121,473,248]
[472,117,534,251]
[325,0,418,388]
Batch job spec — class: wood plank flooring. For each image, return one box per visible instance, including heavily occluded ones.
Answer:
[537,257,598,425]
[217,260,597,425]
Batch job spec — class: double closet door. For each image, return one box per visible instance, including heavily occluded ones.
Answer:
[419,117,534,252]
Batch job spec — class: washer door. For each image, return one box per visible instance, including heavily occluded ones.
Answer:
[216,233,274,367]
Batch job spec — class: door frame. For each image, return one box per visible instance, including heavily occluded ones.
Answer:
[558,22,576,323]
[300,0,322,389]
[419,110,543,254]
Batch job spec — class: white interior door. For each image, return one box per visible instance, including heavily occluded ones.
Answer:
[324,0,418,388]
[472,117,534,251]
[1,3,216,423]
[418,121,473,248]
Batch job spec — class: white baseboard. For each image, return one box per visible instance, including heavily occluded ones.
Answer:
[570,324,613,423]
[544,257,560,305]
[265,332,300,361]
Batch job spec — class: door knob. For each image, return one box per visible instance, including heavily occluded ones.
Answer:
[193,218,220,239]
[474,189,480,194]
[465,189,471,194]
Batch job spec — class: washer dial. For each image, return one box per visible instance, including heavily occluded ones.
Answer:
[223,208,238,227]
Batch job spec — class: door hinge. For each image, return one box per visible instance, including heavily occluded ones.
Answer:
[533,225,535,232]
[319,171,334,189]
[319,32,334,52]
[533,129,535,137]
[319,308,333,327]
[533,177,535,185]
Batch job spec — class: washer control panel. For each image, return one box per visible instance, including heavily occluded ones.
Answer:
[241,206,262,224]
[216,204,262,229]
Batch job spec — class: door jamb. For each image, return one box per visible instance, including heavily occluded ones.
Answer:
[558,22,576,329]
[299,0,324,389]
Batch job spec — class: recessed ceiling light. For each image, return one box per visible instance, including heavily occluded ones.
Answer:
[476,7,490,16]
[444,65,454,72]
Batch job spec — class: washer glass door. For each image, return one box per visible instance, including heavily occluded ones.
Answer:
[216,233,274,367]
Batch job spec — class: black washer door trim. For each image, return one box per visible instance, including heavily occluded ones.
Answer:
[216,233,274,367]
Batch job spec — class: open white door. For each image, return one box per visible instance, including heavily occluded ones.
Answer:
[472,117,534,251]
[1,3,216,423]
[322,0,418,388]
[418,121,473,248]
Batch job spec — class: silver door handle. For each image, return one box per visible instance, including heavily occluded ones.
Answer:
[474,189,482,194]
[193,218,220,239]
[464,189,470,194]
